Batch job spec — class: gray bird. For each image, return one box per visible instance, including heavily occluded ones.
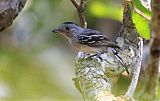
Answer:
[52,22,129,74]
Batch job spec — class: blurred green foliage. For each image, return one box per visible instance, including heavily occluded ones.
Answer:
[0,0,81,100]
[0,48,78,101]
[88,1,123,21]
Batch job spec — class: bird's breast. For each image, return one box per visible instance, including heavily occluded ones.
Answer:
[72,43,106,54]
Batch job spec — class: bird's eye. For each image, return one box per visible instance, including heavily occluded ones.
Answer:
[65,27,70,31]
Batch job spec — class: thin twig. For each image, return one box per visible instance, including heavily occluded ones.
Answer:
[70,0,79,9]
[70,0,87,28]
[125,38,143,98]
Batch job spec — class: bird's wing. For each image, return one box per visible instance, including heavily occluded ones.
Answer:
[78,29,120,48]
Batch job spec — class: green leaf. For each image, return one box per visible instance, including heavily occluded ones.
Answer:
[133,0,151,17]
[132,12,151,39]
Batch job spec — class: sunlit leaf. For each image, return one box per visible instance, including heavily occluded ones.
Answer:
[132,12,151,39]
[133,0,151,17]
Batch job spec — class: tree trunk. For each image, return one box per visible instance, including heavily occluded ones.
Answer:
[141,0,160,100]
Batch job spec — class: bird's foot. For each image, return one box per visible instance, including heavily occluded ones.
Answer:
[85,53,111,64]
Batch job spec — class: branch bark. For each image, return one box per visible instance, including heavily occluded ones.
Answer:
[118,1,143,99]
[73,52,128,101]
[0,0,27,31]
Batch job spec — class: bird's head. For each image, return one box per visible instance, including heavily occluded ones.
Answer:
[52,22,82,38]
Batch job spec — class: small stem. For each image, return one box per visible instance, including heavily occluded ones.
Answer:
[125,37,143,98]
[70,0,87,28]
[70,0,79,8]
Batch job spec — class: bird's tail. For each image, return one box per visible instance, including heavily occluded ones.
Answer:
[112,48,130,75]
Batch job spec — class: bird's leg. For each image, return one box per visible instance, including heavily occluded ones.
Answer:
[86,53,102,61]
[86,53,111,64]
[86,54,98,60]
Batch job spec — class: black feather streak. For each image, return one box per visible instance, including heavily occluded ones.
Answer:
[63,22,76,25]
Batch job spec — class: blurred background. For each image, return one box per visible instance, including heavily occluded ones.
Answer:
[0,0,159,101]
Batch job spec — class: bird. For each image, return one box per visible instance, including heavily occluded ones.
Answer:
[52,22,129,74]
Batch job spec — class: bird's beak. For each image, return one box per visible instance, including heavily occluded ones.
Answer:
[52,28,60,33]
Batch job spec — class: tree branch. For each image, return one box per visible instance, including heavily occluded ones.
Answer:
[70,0,79,8]
[70,0,87,28]
[73,52,128,101]
[119,1,143,99]
[0,0,27,31]
[125,38,143,98]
